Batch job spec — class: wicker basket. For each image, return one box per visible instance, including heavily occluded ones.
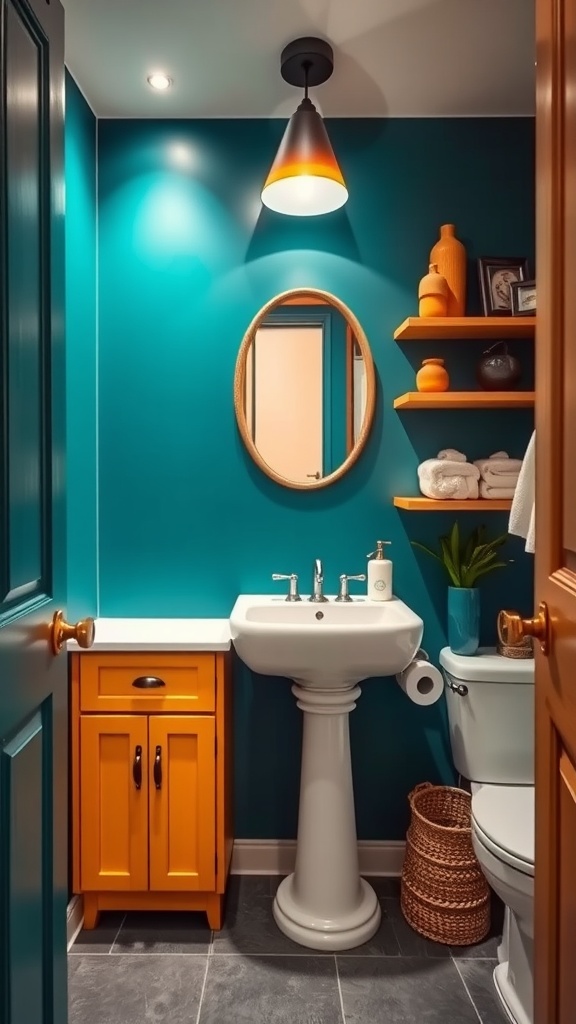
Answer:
[401,782,490,945]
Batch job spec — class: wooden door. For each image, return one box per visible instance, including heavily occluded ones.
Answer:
[149,716,216,892]
[79,716,149,891]
[0,1,66,1022]
[534,0,576,1020]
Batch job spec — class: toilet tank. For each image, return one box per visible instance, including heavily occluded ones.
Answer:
[439,647,534,785]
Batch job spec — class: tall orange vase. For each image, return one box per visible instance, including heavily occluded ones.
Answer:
[429,224,467,316]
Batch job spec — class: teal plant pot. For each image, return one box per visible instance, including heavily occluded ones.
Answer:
[447,586,480,656]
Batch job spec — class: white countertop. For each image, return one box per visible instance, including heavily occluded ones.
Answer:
[68,617,231,652]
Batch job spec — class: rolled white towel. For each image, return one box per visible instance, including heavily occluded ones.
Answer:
[474,452,523,476]
[480,480,517,500]
[482,469,520,490]
[437,449,467,463]
[418,458,480,500]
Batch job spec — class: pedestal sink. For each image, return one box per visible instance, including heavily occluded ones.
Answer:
[229,594,423,950]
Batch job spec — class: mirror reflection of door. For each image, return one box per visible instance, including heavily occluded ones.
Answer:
[244,302,365,484]
[247,323,324,484]
[348,338,367,454]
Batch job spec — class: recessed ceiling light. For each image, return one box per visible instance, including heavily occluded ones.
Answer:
[147,73,172,91]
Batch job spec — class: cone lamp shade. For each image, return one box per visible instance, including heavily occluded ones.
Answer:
[261,38,348,216]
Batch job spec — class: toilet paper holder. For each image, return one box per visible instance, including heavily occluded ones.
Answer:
[416,648,468,697]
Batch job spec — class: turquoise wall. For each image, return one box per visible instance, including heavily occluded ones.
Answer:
[65,74,98,620]
[95,116,535,839]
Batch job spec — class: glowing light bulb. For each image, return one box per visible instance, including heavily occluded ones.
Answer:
[147,73,172,91]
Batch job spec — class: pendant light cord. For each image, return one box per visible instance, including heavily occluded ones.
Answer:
[302,60,311,100]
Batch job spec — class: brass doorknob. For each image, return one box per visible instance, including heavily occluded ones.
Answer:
[51,610,95,655]
[497,601,549,655]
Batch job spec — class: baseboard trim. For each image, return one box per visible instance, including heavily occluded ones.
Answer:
[65,841,404,946]
[67,895,84,950]
[231,840,405,877]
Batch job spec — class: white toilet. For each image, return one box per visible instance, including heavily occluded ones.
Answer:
[439,647,535,1024]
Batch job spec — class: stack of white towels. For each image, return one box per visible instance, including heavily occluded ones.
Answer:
[418,449,521,501]
[474,451,522,500]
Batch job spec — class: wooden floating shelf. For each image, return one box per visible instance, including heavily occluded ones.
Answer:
[393,497,513,512]
[393,391,535,409]
[393,316,536,341]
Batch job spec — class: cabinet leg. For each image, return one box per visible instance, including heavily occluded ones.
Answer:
[82,894,101,931]
[206,893,224,930]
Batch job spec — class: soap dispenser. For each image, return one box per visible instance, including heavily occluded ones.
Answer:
[367,541,392,601]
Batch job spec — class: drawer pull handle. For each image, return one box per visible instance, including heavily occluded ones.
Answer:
[154,745,162,789]
[132,676,166,689]
[133,745,142,790]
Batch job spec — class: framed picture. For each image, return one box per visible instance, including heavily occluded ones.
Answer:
[510,279,536,316]
[477,257,530,316]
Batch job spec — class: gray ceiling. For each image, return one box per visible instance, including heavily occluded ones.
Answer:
[62,0,535,119]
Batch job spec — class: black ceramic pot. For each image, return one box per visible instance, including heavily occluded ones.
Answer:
[476,342,521,391]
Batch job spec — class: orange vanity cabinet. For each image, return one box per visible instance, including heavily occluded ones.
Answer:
[71,650,232,930]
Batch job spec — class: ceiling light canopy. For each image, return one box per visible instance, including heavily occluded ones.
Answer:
[147,73,172,91]
[261,38,348,217]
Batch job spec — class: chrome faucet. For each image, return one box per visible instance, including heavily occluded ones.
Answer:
[309,558,328,603]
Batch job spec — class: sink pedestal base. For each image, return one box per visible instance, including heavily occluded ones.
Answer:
[273,682,381,951]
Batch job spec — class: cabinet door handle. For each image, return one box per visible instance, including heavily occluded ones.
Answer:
[153,745,162,789]
[132,676,166,689]
[133,745,142,790]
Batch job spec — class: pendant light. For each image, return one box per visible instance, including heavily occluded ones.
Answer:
[261,37,348,217]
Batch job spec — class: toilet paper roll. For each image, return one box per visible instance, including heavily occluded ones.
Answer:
[396,658,444,706]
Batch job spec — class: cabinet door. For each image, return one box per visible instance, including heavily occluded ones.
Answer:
[149,716,216,892]
[80,716,148,891]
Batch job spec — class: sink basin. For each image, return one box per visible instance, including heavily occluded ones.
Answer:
[230,594,423,687]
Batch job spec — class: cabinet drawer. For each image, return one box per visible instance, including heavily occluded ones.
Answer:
[79,653,216,713]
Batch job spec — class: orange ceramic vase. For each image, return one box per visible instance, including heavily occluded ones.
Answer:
[429,224,467,316]
[418,263,449,317]
[416,358,450,392]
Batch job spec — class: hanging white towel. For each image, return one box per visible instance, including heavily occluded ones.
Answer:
[509,431,535,553]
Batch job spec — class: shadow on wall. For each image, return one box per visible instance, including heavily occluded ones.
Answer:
[232,651,457,842]
[246,204,362,265]
[395,409,535,469]
[233,657,301,840]
[351,673,456,840]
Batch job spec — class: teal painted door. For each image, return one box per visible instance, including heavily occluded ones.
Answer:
[0,0,67,1022]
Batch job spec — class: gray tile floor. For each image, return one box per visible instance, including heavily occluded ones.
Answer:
[69,876,508,1023]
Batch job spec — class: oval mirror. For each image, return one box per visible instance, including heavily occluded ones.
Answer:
[234,288,376,489]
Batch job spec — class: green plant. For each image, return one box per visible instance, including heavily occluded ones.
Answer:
[412,522,508,588]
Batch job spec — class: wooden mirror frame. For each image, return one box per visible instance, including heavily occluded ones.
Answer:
[233,288,376,490]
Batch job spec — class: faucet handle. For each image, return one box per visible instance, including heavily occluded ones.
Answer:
[271,573,301,602]
[335,573,367,602]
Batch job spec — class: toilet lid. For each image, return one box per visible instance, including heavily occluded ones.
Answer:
[472,784,534,877]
